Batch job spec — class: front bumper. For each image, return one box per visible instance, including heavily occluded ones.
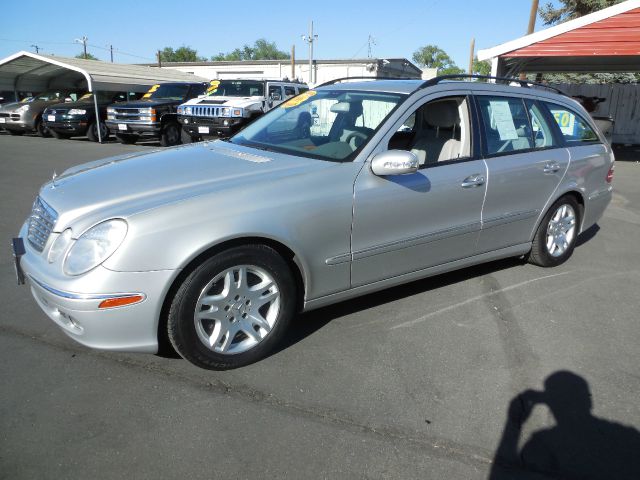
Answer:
[179,115,246,138]
[105,121,161,137]
[15,223,177,353]
[0,112,36,131]
[44,118,89,135]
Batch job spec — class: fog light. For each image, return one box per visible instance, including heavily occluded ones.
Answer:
[223,119,229,126]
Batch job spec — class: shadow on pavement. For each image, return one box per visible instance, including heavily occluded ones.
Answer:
[488,371,640,480]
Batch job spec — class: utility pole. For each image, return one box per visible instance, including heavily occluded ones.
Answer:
[468,37,475,76]
[74,36,88,59]
[110,45,114,63]
[30,44,40,54]
[521,0,539,80]
[157,50,162,68]
[301,21,318,84]
[367,35,376,58]
[291,45,295,80]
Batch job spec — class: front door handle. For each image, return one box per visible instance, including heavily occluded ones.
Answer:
[461,174,485,188]
[543,162,561,173]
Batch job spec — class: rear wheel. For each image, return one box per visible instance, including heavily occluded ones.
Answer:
[167,245,297,370]
[87,120,109,142]
[528,195,580,267]
[160,122,181,147]
[115,133,139,144]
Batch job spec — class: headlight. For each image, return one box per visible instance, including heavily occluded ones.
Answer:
[16,105,30,113]
[68,109,87,115]
[177,106,183,114]
[107,107,115,113]
[221,108,230,117]
[185,106,192,115]
[63,219,127,276]
[139,107,154,114]
[48,229,73,263]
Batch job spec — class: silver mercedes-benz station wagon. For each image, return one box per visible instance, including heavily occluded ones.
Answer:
[13,76,615,369]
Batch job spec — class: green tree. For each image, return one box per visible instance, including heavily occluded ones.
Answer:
[211,39,289,61]
[160,46,207,63]
[412,45,464,75]
[75,52,99,60]
[539,0,623,25]
[472,57,492,76]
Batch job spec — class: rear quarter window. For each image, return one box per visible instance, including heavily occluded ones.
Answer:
[543,102,599,144]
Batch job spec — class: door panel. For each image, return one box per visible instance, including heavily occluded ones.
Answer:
[351,160,487,286]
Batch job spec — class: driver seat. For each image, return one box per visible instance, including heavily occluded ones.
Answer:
[411,101,462,165]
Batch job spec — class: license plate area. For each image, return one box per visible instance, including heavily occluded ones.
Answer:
[0,118,6,123]
[118,123,128,131]
[198,126,209,134]
[47,115,56,122]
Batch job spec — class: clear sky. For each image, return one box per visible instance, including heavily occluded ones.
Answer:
[1,0,559,68]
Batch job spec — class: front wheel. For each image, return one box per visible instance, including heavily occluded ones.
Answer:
[528,196,580,267]
[87,120,109,142]
[50,129,72,140]
[35,119,50,138]
[160,122,181,147]
[181,129,200,144]
[167,245,297,370]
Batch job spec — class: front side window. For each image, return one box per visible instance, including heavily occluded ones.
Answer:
[477,96,533,155]
[230,89,406,162]
[543,102,599,144]
[388,96,472,166]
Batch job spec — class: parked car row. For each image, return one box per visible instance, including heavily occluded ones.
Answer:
[1,78,309,146]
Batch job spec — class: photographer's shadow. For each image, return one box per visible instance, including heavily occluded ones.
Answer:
[489,371,640,480]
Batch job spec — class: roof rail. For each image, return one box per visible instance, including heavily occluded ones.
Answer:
[420,74,566,95]
[315,76,418,88]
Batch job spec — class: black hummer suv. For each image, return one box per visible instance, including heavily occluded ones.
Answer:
[106,82,208,146]
[43,91,142,142]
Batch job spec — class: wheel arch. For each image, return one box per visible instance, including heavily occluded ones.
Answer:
[156,235,308,353]
[530,188,585,242]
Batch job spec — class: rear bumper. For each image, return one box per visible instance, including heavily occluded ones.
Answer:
[583,186,613,231]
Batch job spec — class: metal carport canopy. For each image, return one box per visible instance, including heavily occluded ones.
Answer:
[478,0,640,77]
[0,50,208,93]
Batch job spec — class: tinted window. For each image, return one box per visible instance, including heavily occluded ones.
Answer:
[543,102,599,144]
[526,100,558,149]
[284,86,296,98]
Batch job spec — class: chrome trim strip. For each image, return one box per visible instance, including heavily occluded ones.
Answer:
[353,221,482,261]
[482,210,539,229]
[28,274,145,302]
[325,253,351,265]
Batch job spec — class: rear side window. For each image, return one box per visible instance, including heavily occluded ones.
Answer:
[543,102,599,144]
[477,96,533,155]
[284,86,296,98]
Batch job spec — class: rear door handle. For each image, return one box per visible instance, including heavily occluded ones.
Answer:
[461,174,485,188]
[543,162,561,174]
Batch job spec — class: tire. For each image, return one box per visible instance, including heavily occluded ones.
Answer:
[35,119,50,138]
[528,195,580,267]
[167,245,297,370]
[160,122,181,147]
[50,129,72,140]
[87,120,109,142]
[7,129,24,136]
[115,133,139,144]
[181,128,200,144]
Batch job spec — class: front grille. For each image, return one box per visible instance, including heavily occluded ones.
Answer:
[191,105,225,118]
[27,196,58,252]
[0,112,9,118]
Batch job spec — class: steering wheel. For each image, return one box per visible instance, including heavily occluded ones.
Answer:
[344,131,369,148]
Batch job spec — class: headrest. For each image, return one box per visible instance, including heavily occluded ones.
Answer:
[424,101,459,128]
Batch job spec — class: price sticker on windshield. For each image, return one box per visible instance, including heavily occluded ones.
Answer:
[143,84,160,98]
[207,80,221,94]
[281,90,316,108]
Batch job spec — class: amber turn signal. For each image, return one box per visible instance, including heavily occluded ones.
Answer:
[98,295,144,309]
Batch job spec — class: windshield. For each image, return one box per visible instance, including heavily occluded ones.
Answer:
[142,84,189,100]
[230,89,406,162]
[206,80,264,97]
[34,91,79,102]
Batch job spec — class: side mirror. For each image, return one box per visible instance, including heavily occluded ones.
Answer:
[371,150,419,176]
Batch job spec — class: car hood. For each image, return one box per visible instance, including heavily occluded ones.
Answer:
[47,99,110,110]
[185,96,262,108]
[39,141,334,232]
[109,99,180,109]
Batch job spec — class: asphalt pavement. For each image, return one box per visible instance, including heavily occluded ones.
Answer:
[1,133,639,479]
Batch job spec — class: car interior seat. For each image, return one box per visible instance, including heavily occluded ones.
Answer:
[410,100,462,165]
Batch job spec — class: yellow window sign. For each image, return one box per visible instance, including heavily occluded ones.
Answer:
[281,90,317,108]
[207,80,221,94]
[142,84,160,99]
